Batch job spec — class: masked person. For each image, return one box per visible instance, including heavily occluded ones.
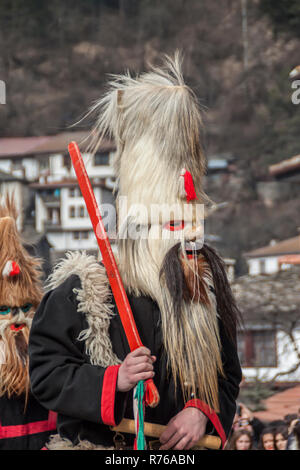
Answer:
[29,54,242,450]
[0,196,56,450]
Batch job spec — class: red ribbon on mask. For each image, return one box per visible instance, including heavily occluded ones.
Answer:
[2,260,21,278]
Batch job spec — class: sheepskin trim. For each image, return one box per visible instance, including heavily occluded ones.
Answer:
[46,434,114,450]
[46,251,121,367]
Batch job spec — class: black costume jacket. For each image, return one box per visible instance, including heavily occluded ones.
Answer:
[29,270,242,449]
[0,393,56,450]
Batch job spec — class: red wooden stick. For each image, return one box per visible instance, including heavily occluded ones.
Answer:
[68,141,159,408]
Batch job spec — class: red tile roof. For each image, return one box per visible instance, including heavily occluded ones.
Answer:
[0,132,115,158]
[254,384,300,423]
[245,235,300,258]
[0,136,50,157]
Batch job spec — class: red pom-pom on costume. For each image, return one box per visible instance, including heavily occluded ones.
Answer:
[2,260,21,278]
[180,169,197,202]
[10,261,20,276]
[184,170,197,202]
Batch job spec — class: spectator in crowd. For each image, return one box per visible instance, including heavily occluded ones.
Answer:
[232,403,264,449]
[258,427,275,450]
[229,403,300,450]
[226,429,254,450]
[274,425,288,450]
[287,418,300,450]
[284,414,298,428]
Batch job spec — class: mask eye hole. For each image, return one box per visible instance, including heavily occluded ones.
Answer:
[21,303,32,313]
[163,220,185,231]
[0,306,11,315]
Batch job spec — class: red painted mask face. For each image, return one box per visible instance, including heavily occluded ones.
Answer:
[163,220,185,232]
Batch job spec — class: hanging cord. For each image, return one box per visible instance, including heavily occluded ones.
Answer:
[133,380,146,450]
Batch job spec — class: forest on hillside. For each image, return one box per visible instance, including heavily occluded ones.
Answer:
[0,0,299,274]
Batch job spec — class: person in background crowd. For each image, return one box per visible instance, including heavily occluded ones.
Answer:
[0,196,56,450]
[233,403,264,449]
[287,418,300,450]
[274,425,288,450]
[258,427,275,450]
[284,413,298,428]
[226,429,254,450]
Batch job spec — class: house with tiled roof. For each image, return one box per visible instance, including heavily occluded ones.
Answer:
[0,170,29,229]
[257,153,300,207]
[232,265,300,384]
[245,234,300,275]
[0,132,116,261]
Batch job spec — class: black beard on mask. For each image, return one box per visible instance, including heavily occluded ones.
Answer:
[160,242,242,344]
[159,243,190,325]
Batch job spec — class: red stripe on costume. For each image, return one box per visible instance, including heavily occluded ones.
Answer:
[101,365,121,426]
[0,411,57,439]
[47,410,57,428]
[184,399,226,449]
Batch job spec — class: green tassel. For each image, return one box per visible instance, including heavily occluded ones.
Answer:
[134,380,145,450]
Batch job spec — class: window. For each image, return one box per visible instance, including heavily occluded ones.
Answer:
[69,188,80,197]
[12,159,23,170]
[237,329,277,367]
[39,157,49,171]
[94,152,109,166]
[79,206,85,218]
[72,231,89,240]
[64,153,71,170]
[47,208,60,225]
[259,259,266,274]
[69,206,76,218]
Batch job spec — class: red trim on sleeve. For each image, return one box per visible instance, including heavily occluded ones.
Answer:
[184,399,226,449]
[101,365,121,426]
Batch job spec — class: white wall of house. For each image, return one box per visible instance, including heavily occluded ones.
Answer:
[48,154,69,181]
[0,158,39,181]
[0,149,115,183]
[70,153,115,179]
[35,193,48,233]
[0,181,29,230]
[61,186,103,229]
[242,329,300,382]
[47,152,115,182]
[21,158,39,181]
[1,147,116,253]
[247,256,279,275]
[0,159,12,174]
[47,231,118,255]
[35,185,115,251]
[47,231,97,251]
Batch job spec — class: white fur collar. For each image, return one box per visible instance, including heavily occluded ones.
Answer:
[46,251,121,367]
